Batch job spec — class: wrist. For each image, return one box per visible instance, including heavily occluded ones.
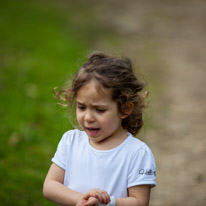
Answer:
[75,193,84,204]
[99,196,116,206]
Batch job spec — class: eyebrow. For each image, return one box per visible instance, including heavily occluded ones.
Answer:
[76,101,108,107]
[76,101,84,105]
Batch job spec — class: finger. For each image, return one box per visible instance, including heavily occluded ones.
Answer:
[96,191,110,205]
[94,191,104,204]
[100,191,110,204]
[83,193,98,201]
[83,194,90,200]
[83,197,98,206]
[76,199,87,206]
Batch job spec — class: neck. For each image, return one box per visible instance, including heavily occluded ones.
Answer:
[89,129,128,150]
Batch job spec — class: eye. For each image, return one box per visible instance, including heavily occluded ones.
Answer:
[96,108,105,113]
[77,105,86,111]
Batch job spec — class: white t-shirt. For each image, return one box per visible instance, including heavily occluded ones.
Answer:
[52,129,156,198]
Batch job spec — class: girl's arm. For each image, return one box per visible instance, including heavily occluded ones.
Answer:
[116,185,151,206]
[43,163,84,206]
[81,185,151,206]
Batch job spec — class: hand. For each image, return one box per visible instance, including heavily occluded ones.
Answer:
[76,196,99,206]
[83,189,111,205]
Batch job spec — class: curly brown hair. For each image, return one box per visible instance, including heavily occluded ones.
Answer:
[55,51,148,136]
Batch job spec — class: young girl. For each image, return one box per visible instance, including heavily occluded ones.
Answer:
[43,52,156,206]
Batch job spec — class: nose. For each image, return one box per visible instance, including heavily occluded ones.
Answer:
[84,110,95,122]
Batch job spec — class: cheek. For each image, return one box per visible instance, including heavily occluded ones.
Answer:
[99,115,117,128]
[76,111,82,124]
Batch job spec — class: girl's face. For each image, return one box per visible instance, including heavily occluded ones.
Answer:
[76,80,127,149]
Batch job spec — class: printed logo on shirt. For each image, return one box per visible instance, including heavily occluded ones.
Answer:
[139,168,156,176]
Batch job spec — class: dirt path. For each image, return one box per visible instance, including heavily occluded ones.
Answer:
[90,1,206,205]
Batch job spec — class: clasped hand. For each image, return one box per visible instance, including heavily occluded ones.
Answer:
[76,189,111,206]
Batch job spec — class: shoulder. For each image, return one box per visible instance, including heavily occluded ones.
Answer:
[126,134,155,161]
[126,135,156,186]
[60,129,86,145]
[126,134,147,152]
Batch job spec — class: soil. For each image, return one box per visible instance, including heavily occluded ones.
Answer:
[89,1,206,205]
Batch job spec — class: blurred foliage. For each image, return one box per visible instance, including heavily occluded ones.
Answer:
[0,0,98,205]
[0,0,157,205]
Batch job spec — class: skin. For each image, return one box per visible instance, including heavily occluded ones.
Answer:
[76,80,128,150]
[43,80,151,206]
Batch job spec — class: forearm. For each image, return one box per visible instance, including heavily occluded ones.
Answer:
[43,180,83,206]
[116,197,149,206]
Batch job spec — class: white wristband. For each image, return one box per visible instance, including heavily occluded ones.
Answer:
[99,196,116,206]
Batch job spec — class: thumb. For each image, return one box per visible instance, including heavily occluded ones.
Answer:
[83,197,99,206]
[83,194,97,200]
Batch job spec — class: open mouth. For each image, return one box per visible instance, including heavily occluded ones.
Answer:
[86,127,100,136]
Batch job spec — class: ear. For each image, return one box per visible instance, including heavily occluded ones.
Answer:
[121,102,134,119]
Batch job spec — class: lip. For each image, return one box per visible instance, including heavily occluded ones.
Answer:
[85,127,100,137]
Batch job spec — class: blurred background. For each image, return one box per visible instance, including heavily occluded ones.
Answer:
[0,0,205,205]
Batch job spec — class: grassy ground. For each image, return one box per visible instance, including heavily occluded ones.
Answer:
[0,0,96,205]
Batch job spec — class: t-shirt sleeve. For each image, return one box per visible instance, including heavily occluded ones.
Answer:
[51,131,71,170]
[127,144,156,188]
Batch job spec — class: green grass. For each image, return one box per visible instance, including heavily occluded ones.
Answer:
[0,1,160,204]
[0,0,94,205]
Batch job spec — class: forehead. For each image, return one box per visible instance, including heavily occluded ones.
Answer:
[76,80,112,103]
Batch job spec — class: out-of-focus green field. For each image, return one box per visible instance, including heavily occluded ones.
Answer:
[0,0,155,205]
[0,0,95,205]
